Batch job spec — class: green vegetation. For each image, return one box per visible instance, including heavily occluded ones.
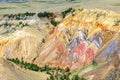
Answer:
[37,12,55,19]
[7,58,54,72]
[113,20,120,26]
[66,0,75,2]
[37,11,60,26]
[4,12,35,20]
[79,8,84,12]
[61,7,75,18]
[72,62,107,76]
[96,12,106,20]
[17,21,29,28]
[0,21,29,28]
[112,3,120,6]
[0,7,15,9]
[50,20,60,26]
[72,75,85,80]
[2,10,60,28]
[7,58,85,80]
[0,22,13,28]
[92,60,97,66]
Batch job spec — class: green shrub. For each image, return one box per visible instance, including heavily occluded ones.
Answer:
[37,12,55,18]
[61,7,74,18]
[18,21,29,27]
[66,0,75,2]
[50,20,60,26]
[7,58,85,80]
[92,60,97,66]
[4,12,35,20]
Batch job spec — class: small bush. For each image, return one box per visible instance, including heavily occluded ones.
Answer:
[7,58,85,80]
[92,60,97,66]
[50,20,60,26]
[66,0,75,2]
[37,12,55,18]
[61,7,74,18]
[4,12,35,20]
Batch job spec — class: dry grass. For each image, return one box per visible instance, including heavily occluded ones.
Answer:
[0,0,77,15]
[0,0,119,15]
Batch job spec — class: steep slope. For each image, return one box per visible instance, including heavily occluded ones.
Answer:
[0,27,48,63]
[0,58,49,80]
[0,8,120,70]
[0,8,120,80]
[0,9,120,69]
[33,9,120,69]
[82,54,120,80]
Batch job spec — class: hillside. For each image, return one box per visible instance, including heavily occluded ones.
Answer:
[0,5,120,80]
[0,58,49,80]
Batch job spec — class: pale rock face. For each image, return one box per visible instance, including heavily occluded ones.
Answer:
[0,27,47,63]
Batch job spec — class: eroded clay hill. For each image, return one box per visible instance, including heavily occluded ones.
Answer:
[33,9,120,69]
[0,9,120,70]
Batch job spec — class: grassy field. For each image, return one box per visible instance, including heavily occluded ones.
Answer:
[0,0,120,15]
[112,3,120,6]
[0,0,88,15]
[71,62,107,76]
